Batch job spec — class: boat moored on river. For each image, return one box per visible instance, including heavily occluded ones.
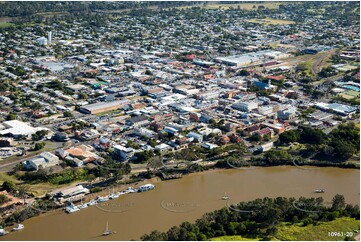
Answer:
[137,184,155,192]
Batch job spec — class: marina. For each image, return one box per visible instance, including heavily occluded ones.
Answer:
[63,184,155,214]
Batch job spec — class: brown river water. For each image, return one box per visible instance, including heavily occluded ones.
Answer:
[2,166,360,241]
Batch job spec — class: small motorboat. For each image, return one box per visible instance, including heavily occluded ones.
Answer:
[0,228,8,236]
[12,224,24,231]
[87,199,98,206]
[96,196,109,203]
[314,189,325,193]
[65,202,80,213]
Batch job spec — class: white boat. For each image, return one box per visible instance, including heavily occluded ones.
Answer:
[12,224,24,231]
[0,228,8,236]
[97,196,109,203]
[109,193,120,199]
[87,199,98,206]
[116,191,126,196]
[102,222,112,236]
[65,203,80,213]
[109,188,120,199]
[314,189,325,193]
[137,184,155,192]
[222,192,230,200]
[123,187,137,193]
[78,198,88,209]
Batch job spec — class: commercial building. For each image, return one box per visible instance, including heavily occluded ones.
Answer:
[216,50,289,68]
[52,185,90,204]
[113,145,135,161]
[232,101,259,112]
[23,152,60,171]
[80,100,130,114]
[315,102,358,116]
[0,120,49,138]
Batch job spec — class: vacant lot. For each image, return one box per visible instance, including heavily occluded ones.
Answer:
[246,18,296,25]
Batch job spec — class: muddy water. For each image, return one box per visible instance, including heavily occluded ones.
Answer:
[3,166,359,241]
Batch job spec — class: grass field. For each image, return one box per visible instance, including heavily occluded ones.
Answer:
[246,18,296,25]
[275,217,360,241]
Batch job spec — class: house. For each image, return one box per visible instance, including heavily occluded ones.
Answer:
[154,143,172,152]
[229,133,243,143]
[258,142,274,152]
[202,142,219,150]
[254,128,274,138]
[65,145,101,163]
[187,132,203,142]
[218,135,230,145]
[133,127,156,138]
[277,107,297,120]
[244,124,260,136]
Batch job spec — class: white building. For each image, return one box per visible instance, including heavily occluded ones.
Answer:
[113,145,135,161]
[232,101,259,112]
[187,132,203,142]
[36,36,48,46]
[258,106,274,116]
[133,127,156,138]
[23,152,60,170]
[154,143,172,152]
[0,120,49,138]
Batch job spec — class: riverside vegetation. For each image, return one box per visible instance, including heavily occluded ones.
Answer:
[141,195,360,241]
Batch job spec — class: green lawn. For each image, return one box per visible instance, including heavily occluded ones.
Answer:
[0,22,15,28]
[275,217,360,241]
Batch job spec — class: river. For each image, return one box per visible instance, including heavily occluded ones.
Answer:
[2,166,360,241]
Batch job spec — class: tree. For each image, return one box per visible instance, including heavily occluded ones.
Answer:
[331,194,346,211]
[2,180,16,192]
[147,156,164,172]
[145,69,153,75]
[17,185,30,204]
[63,111,73,118]
[279,130,299,144]
[34,142,46,151]
[0,194,9,205]
[238,69,250,76]
[6,113,16,120]
[299,127,327,145]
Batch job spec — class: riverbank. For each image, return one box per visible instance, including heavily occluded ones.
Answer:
[2,166,359,241]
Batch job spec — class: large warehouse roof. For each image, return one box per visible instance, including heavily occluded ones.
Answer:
[80,99,130,114]
[0,120,49,136]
